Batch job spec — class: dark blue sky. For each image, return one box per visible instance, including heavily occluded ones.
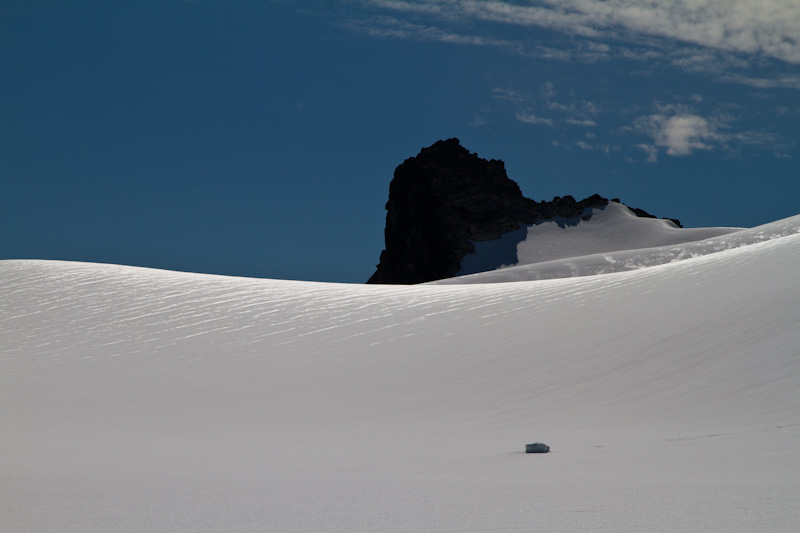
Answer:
[2,1,798,282]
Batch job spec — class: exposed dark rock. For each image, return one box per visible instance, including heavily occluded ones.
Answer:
[525,442,551,453]
[664,218,683,227]
[368,139,683,284]
[367,139,608,284]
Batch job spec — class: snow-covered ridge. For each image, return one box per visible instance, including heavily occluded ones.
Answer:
[2,213,799,532]
[438,208,800,284]
[457,202,741,277]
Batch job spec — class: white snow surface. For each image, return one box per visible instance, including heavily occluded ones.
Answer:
[455,201,741,278]
[2,213,800,532]
[442,204,800,284]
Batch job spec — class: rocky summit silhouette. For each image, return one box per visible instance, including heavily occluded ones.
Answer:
[367,139,679,284]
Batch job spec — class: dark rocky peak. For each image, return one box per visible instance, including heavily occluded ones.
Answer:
[367,139,682,284]
[367,139,609,284]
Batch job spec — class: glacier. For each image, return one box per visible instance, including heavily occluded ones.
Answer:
[2,212,799,531]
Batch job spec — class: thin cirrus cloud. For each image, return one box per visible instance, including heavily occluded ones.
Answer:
[345,14,522,50]
[491,87,528,103]
[511,82,602,129]
[364,0,800,62]
[360,0,800,85]
[566,118,597,127]
[515,111,555,127]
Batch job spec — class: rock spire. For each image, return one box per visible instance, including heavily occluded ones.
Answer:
[367,139,608,284]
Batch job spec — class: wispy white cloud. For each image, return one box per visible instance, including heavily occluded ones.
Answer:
[540,81,556,101]
[567,118,597,127]
[359,0,800,86]
[546,100,572,112]
[470,113,487,127]
[364,0,448,18]
[729,129,779,148]
[532,46,573,62]
[491,87,527,103]
[516,111,555,127]
[375,0,800,63]
[345,15,520,50]
[634,110,719,156]
[637,144,660,162]
[775,106,800,116]
[511,82,603,129]
[575,140,612,153]
[723,74,800,90]
[630,103,780,160]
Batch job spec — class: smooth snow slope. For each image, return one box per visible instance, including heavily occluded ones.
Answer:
[2,218,800,532]
[457,201,740,276]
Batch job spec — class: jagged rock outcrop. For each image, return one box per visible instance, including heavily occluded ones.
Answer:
[368,139,685,284]
[367,139,609,284]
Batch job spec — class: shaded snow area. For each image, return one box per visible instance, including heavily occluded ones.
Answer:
[2,215,800,531]
[457,201,740,277]
[443,207,799,284]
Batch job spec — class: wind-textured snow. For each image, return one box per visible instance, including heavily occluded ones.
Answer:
[2,214,799,532]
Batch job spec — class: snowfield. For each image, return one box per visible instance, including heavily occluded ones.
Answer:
[2,212,799,532]
[456,201,742,277]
